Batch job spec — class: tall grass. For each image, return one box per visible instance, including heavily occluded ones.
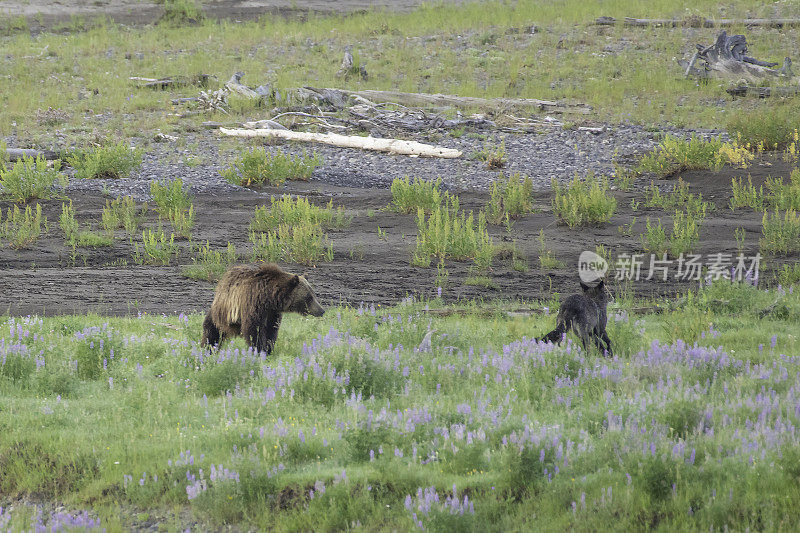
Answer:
[730,170,800,211]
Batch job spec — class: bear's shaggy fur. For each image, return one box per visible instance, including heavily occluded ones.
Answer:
[201,263,324,354]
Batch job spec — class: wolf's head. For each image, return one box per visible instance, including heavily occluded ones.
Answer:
[579,278,609,307]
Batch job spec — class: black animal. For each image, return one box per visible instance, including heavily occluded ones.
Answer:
[538,279,612,356]
[201,263,324,354]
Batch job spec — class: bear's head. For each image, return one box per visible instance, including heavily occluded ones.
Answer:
[287,275,325,317]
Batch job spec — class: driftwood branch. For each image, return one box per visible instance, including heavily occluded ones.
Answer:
[727,85,800,98]
[682,31,793,83]
[219,128,462,158]
[595,16,800,28]
[130,74,210,90]
[329,88,591,115]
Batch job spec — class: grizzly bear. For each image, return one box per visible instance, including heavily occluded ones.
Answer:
[201,263,325,354]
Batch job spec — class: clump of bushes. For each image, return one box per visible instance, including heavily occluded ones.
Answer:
[486,172,534,224]
[250,195,349,232]
[1,203,47,249]
[412,206,494,269]
[221,148,322,186]
[552,175,617,227]
[67,142,143,179]
[0,156,67,202]
[389,176,459,214]
[250,222,333,265]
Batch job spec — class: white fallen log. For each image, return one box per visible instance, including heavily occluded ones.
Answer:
[219,128,462,158]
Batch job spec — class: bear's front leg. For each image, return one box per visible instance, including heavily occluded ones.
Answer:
[256,312,282,355]
[201,312,222,347]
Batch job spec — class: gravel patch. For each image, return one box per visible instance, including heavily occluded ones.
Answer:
[14,124,726,199]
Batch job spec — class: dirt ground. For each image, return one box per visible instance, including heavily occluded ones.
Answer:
[0,0,461,28]
[1,157,793,317]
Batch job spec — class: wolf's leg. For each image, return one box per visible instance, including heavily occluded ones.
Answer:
[601,330,613,357]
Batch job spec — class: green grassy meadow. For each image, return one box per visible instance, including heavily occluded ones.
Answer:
[2,281,800,530]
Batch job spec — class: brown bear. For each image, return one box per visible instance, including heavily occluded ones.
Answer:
[201,263,325,354]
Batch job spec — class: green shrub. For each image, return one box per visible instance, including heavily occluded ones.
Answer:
[250,195,349,232]
[250,223,333,265]
[221,149,322,186]
[537,229,564,270]
[102,195,147,238]
[486,172,534,224]
[134,228,179,265]
[637,135,724,177]
[644,179,709,218]
[197,361,256,397]
[760,209,800,255]
[0,156,67,202]
[552,175,617,227]
[67,143,143,179]
[471,141,507,169]
[1,203,47,249]
[150,179,192,215]
[150,179,194,239]
[731,170,800,211]
[642,207,704,257]
[389,176,459,214]
[412,206,494,269]
[183,241,237,281]
[777,263,800,287]
[60,201,113,248]
[158,0,205,26]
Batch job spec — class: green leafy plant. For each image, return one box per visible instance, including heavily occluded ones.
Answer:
[412,206,494,269]
[552,175,617,227]
[1,203,47,249]
[150,179,194,239]
[0,156,67,202]
[183,241,237,281]
[134,228,179,265]
[250,195,349,232]
[637,135,724,177]
[250,222,333,265]
[486,172,534,224]
[102,195,147,239]
[59,201,110,247]
[221,148,322,186]
[537,229,564,270]
[760,209,800,255]
[67,143,143,179]
[389,176,458,214]
[471,141,507,170]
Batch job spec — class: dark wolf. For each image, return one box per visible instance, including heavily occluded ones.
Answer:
[201,263,325,355]
[538,279,612,356]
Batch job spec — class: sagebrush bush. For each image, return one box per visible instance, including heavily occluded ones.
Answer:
[731,170,800,211]
[552,175,616,227]
[389,176,458,214]
[0,156,67,202]
[67,143,143,179]
[221,148,322,186]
